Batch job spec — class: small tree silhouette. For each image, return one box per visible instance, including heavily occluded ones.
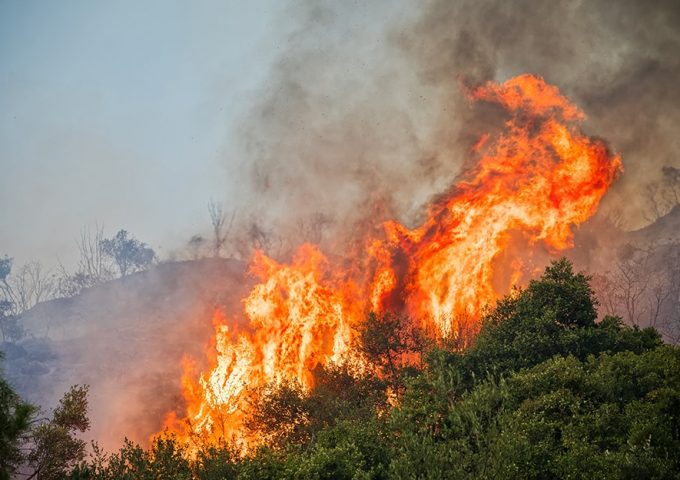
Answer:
[100,230,155,277]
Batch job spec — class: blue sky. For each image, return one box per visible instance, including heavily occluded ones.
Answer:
[0,0,285,266]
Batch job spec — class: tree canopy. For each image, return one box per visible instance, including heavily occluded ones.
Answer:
[100,230,155,277]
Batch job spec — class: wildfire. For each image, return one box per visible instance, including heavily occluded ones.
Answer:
[160,74,621,448]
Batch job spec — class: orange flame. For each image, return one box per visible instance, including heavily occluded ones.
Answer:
[160,74,621,448]
[377,75,621,335]
[161,244,360,448]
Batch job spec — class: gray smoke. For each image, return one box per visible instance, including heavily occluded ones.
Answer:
[225,0,680,245]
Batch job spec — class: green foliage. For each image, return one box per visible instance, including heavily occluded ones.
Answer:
[389,348,680,479]
[246,362,387,450]
[0,256,22,342]
[0,352,38,480]
[26,385,91,480]
[240,419,390,480]
[100,229,155,277]
[237,447,288,480]
[296,419,390,480]
[483,348,680,479]
[358,312,426,398]
[75,258,680,479]
[194,441,240,480]
[246,380,311,448]
[304,364,388,436]
[80,437,191,480]
[386,259,672,479]
[461,259,661,385]
[1,355,90,480]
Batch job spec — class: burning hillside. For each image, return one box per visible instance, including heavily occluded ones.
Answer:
[160,74,621,448]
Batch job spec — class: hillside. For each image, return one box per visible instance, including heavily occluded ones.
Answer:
[627,204,680,244]
[2,257,249,451]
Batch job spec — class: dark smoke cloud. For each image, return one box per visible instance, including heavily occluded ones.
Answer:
[401,0,680,228]
[226,0,680,243]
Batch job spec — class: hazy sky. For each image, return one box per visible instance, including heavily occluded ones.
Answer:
[3,0,679,271]
[0,0,286,267]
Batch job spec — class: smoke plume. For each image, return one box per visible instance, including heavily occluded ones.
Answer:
[226,0,680,242]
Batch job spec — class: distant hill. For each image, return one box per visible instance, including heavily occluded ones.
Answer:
[569,204,680,274]
[627,204,680,244]
[2,257,249,452]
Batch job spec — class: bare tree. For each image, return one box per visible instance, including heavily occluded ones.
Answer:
[249,221,283,256]
[208,199,235,258]
[15,262,57,312]
[643,183,666,224]
[661,165,680,207]
[613,250,650,327]
[296,212,334,245]
[593,241,680,341]
[590,273,618,318]
[57,225,114,297]
[0,257,57,315]
[0,298,21,342]
[228,218,285,261]
[76,224,111,282]
[0,255,16,310]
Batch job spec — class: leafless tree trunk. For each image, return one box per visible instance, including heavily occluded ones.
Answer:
[248,221,280,255]
[76,224,111,281]
[602,206,628,230]
[208,200,235,258]
[593,241,680,343]
[56,224,114,297]
[296,212,334,245]
[3,261,57,314]
[616,255,649,327]
[590,273,618,317]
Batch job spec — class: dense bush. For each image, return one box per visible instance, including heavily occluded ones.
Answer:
[4,259,678,479]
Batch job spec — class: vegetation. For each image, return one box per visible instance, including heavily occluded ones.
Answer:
[0,256,54,341]
[24,385,90,480]
[0,350,89,479]
[2,258,679,478]
[0,226,156,338]
[100,230,156,278]
[0,351,37,480]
